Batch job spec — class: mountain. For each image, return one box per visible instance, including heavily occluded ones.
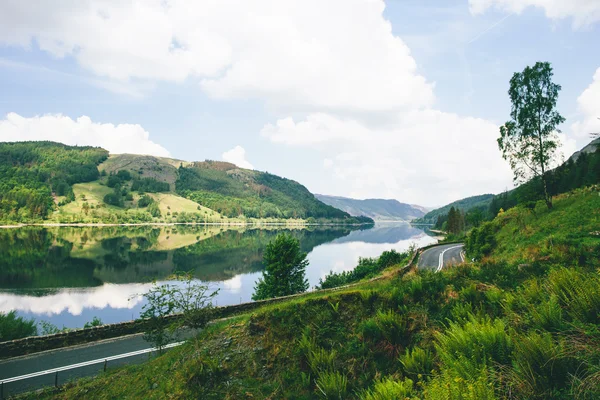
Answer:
[569,137,600,162]
[0,141,372,225]
[315,194,426,221]
[413,193,495,224]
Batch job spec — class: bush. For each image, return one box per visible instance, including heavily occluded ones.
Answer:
[315,371,348,400]
[361,309,408,347]
[360,378,414,400]
[424,369,497,400]
[399,346,435,379]
[103,192,124,207]
[132,178,170,193]
[138,194,154,208]
[545,268,600,324]
[319,250,410,289]
[116,170,132,181]
[435,315,512,379]
[0,311,37,341]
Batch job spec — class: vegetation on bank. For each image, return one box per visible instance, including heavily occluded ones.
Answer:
[318,249,411,289]
[24,181,600,399]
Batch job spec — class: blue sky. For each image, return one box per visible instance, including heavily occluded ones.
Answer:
[1,0,599,207]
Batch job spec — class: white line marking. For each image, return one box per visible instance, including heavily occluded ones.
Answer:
[437,245,463,272]
[0,341,184,384]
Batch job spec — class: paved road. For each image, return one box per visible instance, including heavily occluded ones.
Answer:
[0,332,187,398]
[417,243,464,272]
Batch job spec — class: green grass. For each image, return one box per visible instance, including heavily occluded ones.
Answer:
[24,187,600,399]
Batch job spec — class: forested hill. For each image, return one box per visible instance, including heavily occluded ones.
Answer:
[175,161,371,221]
[315,194,426,221]
[0,141,108,221]
[0,141,372,225]
[413,193,494,224]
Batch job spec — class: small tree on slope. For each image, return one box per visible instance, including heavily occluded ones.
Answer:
[498,61,565,209]
[252,233,309,300]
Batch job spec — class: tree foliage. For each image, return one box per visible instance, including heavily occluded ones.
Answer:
[0,310,37,341]
[140,273,219,350]
[252,234,309,300]
[0,141,108,222]
[498,62,565,209]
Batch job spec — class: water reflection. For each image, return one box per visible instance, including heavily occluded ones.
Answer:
[0,224,436,328]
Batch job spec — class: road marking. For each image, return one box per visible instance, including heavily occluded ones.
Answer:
[437,245,463,272]
[0,341,184,385]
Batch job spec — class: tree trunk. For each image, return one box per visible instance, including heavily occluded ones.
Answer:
[542,174,552,209]
[537,125,553,209]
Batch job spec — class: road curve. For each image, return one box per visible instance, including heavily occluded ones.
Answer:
[417,243,464,271]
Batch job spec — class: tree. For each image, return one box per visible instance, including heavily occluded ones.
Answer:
[0,311,37,341]
[140,273,219,351]
[252,234,309,300]
[498,62,565,209]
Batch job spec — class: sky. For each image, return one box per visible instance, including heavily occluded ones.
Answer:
[0,0,599,207]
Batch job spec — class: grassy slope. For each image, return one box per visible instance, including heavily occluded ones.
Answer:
[415,193,495,224]
[32,188,600,399]
[489,187,600,264]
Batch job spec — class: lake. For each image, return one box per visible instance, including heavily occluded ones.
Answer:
[0,224,436,330]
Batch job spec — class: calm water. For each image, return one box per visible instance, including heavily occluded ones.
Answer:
[0,224,436,329]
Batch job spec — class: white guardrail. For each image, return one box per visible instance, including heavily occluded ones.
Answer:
[0,341,184,399]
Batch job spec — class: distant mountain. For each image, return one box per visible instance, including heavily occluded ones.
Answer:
[413,194,495,224]
[315,194,426,221]
[569,137,600,162]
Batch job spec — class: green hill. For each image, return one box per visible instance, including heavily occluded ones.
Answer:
[29,187,600,399]
[0,142,371,225]
[315,194,426,221]
[414,193,494,224]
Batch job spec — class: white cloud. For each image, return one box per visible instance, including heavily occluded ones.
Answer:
[0,112,170,157]
[0,0,434,111]
[469,0,600,28]
[262,110,518,205]
[222,145,254,169]
[571,67,600,146]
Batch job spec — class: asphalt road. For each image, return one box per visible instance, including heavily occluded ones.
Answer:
[0,332,187,398]
[417,243,464,272]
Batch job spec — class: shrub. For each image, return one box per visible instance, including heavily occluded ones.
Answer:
[307,347,337,375]
[424,368,497,400]
[435,315,512,379]
[399,346,435,379]
[360,378,414,400]
[315,371,348,400]
[138,194,154,208]
[546,268,600,324]
[0,311,37,341]
[361,309,408,347]
[507,332,575,398]
[103,192,123,207]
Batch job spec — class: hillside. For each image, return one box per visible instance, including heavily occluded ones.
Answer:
[418,138,600,227]
[0,142,372,225]
[414,193,494,224]
[30,187,600,399]
[315,194,426,221]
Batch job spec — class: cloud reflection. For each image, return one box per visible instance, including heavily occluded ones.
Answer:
[0,283,153,316]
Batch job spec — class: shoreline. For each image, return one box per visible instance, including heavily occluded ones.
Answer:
[0,221,375,229]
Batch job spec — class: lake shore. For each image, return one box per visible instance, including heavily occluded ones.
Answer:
[0,221,375,229]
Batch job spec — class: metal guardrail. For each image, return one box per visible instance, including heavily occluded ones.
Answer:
[0,341,184,399]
